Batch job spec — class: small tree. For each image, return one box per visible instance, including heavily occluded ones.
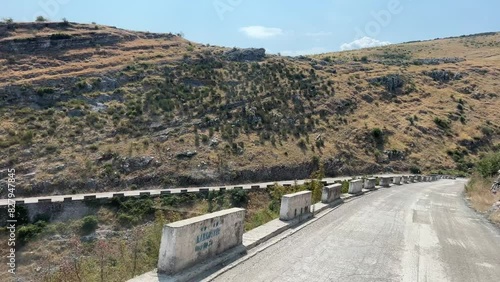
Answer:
[61,17,70,26]
[81,215,98,234]
[36,15,48,22]
[2,17,14,24]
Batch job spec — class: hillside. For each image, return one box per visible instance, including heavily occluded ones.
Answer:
[0,21,499,197]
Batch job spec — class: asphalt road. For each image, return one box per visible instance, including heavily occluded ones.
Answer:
[212,179,500,282]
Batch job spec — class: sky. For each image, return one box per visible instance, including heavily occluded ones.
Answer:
[1,0,500,55]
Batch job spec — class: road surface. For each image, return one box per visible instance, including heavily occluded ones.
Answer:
[212,179,500,282]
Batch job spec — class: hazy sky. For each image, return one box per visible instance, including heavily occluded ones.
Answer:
[2,0,499,55]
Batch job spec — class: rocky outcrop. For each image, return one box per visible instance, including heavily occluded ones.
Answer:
[369,74,405,94]
[458,136,492,153]
[424,69,463,83]
[117,156,159,174]
[223,48,266,62]
[176,151,198,159]
[0,33,124,53]
[0,75,125,107]
[0,22,176,54]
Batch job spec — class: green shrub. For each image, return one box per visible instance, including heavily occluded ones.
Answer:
[230,189,248,207]
[17,221,46,243]
[61,17,70,26]
[297,139,307,150]
[81,215,98,234]
[117,213,139,226]
[341,180,349,193]
[36,87,55,95]
[434,117,450,130]
[410,166,421,174]
[245,209,278,231]
[35,16,48,22]
[476,151,500,178]
[481,126,494,137]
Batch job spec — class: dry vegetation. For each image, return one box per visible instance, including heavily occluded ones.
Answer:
[465,151,500,226]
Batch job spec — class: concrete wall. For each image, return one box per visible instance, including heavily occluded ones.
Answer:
[280,191,312,221]
[157,208,245,275]
[380,177,392,187]
[364,178,376,190]
[348,179,363,194]
[321,184,342,204]
[0,201,96,227]
[402,176,409,183]
[409,176,415,182]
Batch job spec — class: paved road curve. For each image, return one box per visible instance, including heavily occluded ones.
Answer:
[212,179,500,282]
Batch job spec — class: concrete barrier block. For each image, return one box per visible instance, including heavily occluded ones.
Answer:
[83,195,97,201]
[113,193,125,198]
[15,200,25,205]
[402,176,409,183]
[251,185,260,190]
[322,184,342,203]
[139,192,151,197]
[219,187,226,192]
[180,189,188,193]
[160,191,171,195]
[364,178,376,190]
[199,188,210,193]
[380,177,392,187]
[279,191,312,221]
[393,176,402,185]
[157,208,246,275]
[348,179,363,194]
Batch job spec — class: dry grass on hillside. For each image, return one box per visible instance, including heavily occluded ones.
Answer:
[465,174,500,225]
